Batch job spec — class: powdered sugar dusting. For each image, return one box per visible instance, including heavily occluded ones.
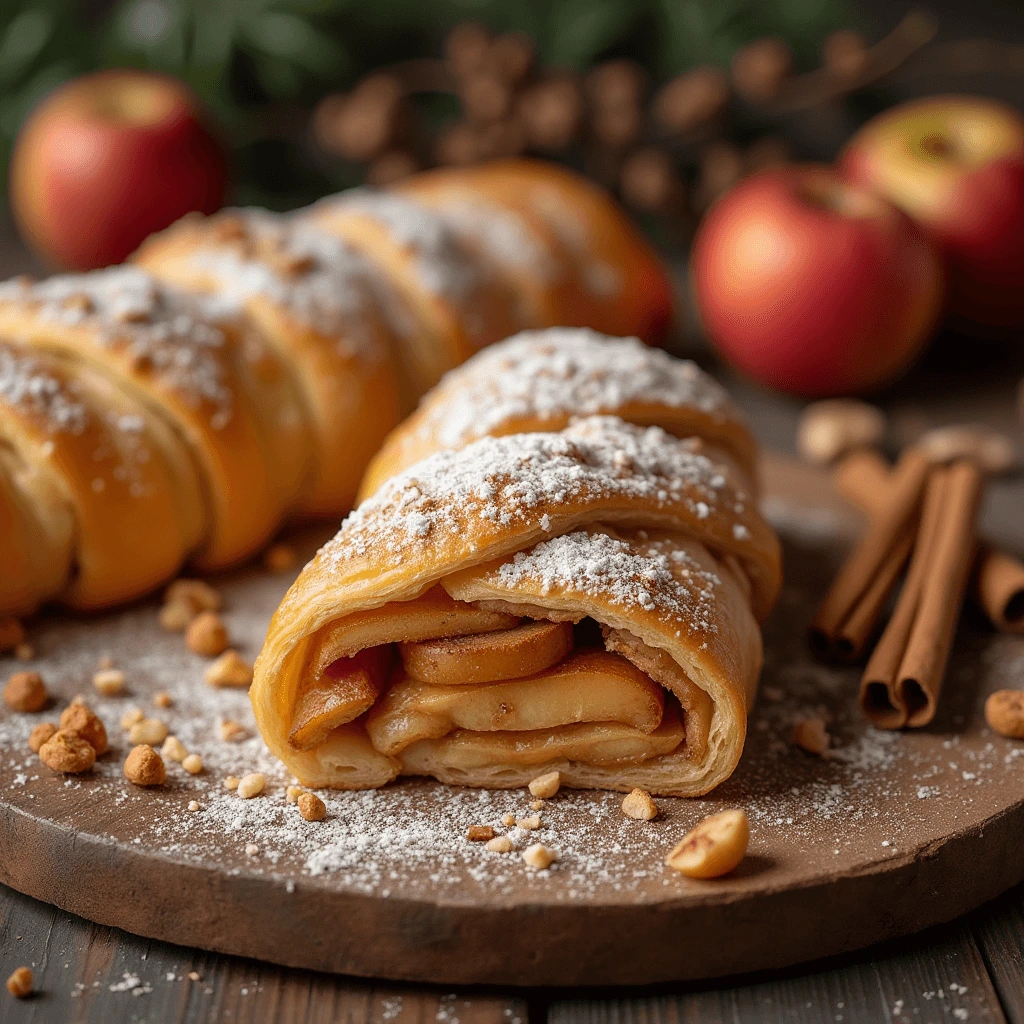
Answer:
[410,330,743,453]
[0,343,87,434]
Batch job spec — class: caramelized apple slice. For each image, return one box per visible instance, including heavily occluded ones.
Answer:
[311,586,520,677]
[400,702,685,771]
[366,649,664,756]
[289,646,392,751]
[399,620,574,685]
[602,627,714,762]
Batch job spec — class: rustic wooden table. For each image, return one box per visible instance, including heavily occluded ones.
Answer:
[2,223,1024,1023]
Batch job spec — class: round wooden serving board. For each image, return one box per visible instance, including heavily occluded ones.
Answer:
[2,455,1024,987]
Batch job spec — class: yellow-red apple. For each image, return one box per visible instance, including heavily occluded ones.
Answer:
[841,95,1024,329]
[692,165,945,396]
[10,69,228,270]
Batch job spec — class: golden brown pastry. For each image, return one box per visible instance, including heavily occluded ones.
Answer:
[252,343,780,796]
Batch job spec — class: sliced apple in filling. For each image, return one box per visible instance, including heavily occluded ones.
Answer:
[365,649,664,756]
[399,620,574,685]
[289,646,393,751]
[400,701,685,770]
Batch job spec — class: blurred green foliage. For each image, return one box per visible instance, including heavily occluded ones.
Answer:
[0,0,858,205]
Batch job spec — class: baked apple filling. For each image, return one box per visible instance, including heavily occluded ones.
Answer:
[288,585,713,769]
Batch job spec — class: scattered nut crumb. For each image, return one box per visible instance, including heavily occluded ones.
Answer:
[4,670,47,713]
[0,617,26,653]
[92,669,125,696]
[188,972,201,982]
[286,785,304,803]
[153,691,173,708]
[28,721,57,753]
[797,399,885,466]
[622,788,658,821]
[188,800,201,812]
[182,753,203,775]
[129,717,168,747]
[264,543,297,573]
[297,792,326,821]
[665,808,749,879]
[224,775,240,790]
[6,966,32,998]
[530,799,544,811]
[501,813,516,827]
[485,835,513,853]
[159,601,193,633]
[792,717,831,758]
[39,729,96,773]
[986,689,1024,738]
[165,578,222,614]
[245,843,260,857]
[204,649,253,688]
[186,611,229,657]
[59,702,108,753]
[522,843,557,870]
[467,824,496,842]
[121,707,145,730]
[14,643,33,661]
[124,744,166,786]
[528,771,561,799]
[516,814,542,830]
[237,772,265,799]
[219,719,247,742]
[161,735,187,762]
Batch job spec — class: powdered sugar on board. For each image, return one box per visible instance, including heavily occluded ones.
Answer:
[410,330,744,453]
[3,514,1024,912]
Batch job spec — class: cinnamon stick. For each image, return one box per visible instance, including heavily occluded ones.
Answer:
[809,447,930,661]
[836,449,1024,635]
[860,468,947,728]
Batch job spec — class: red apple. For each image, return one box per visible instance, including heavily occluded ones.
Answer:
[692,165,945,396]
[10,69,228,270]
[841,95,1024,329]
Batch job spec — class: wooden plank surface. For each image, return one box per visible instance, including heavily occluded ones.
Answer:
[976,891,1024,1024]
[0,883,528,1023]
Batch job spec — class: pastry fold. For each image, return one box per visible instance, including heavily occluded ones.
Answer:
[253,352,781,796]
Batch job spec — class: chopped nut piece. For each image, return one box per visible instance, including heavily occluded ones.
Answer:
[467,824,496,842]
[528,770,561,799]
[188,971,201,982]
[92,669,125,696]
[986,689,1024,738]
[6,966,33,998]
[4,670,47,713]
[237,772,266,798]
[522,843,557,869]
[792,717,831,758]
[204,649,253,688]
[159,601,193,633]
[485,835,514,853]
[165,578,222,613]
[797,399,886,466]
[530,800,544,811]
[666,809,749,879]
[153,691,173,708]
[129,718,168,746]
[264,543,298,573]
[501,813,516,827]
[0,617,26,653]
[39,729,96,773]
[124,744,166,786]
[622,788,659,821]
[220,720,248,743]
[245,842,260,856]
[224,775,240,790]
[161,735,187,762]
[188,800,201,812]
[286,785,304,803]
[29,721,57,753]
[14,643,33,661]
[186,611,229,657]
[59,702,108,754]
[182,753,203,775]
[121,707,145,730]
[298,792,327,821]
[516,814,542,830]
